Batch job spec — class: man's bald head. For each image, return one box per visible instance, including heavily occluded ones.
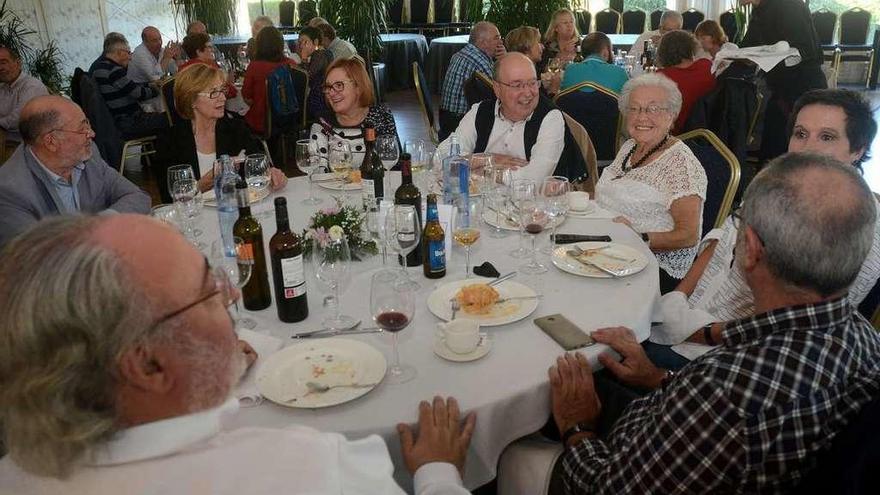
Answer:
[187,20,207,36]
[19,95,69,144]
[141,26,162,56]
[493,51,536,81]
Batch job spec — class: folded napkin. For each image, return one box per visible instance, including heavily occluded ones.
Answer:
[473,261,501,278]
[712,41,802,75]
[235,328,284,407]
[649,291,716,345]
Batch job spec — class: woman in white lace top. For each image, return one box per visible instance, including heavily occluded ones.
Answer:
[595,74,707,291]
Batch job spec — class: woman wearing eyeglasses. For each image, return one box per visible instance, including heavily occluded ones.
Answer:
[241,26,297,136]
[178,33,237,100]
[595,74,707,293]
[154,64,287,203]
[308,57,398,166]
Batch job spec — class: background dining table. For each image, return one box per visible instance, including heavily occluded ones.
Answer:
[191,173,660,491]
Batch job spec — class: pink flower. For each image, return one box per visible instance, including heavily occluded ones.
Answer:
[320,206,340,216]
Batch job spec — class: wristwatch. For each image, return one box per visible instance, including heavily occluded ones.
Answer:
[660,368,676,388]
[561,423,594,446]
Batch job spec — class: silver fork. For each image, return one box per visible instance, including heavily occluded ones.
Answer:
[566,249,622,278]
[450,299,460,320]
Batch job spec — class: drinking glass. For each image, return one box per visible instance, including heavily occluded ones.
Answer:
[484,167,510,238]
[453,197,481,278]
[548,57,561,74]
[365,199,387,265]
[296,139,323,205]
[377,134,400,193]
[405,138,426,189]
[167,164,195,205]
[328,139,353,179]
[519,199,550,274]
[540,176,571,254]
[312,236,356,330]
[171,178,205,249]
[245,153,270,192]
[385,204,421,290]
[211,237,256,329]
[509,179,536,258]
[370,270,416,384]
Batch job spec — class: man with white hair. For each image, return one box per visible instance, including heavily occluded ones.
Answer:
[0,213,475,494]
[247,15,276,60]
[439,21,506,140]
[629,10,683,63]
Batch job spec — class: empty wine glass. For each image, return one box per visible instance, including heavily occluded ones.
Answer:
[312,236,356,330]
[509,179,536,258]
[370,270,416,384]
[171,178,205,249]
[469,153,492,196]
[296,139,323,205]
[377,135,399,193]
[453,197,481,278]
[540,176,571,254]
[167,164,195,198]
[405,139,426,190]
[211,238,256,329]
[365,199,387,264]
[245,153,270,191]
[385,204,421,290]
[519,199,550,274]
[484,167,510,238]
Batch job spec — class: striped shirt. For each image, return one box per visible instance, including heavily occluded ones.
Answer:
[90,56,158,121]
[562,297,880,494]
[440,43,493,115]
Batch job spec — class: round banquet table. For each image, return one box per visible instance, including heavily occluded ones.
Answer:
[426,34,641,94]
[193,174,660,491]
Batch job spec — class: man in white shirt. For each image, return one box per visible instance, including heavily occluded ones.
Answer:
[435,52,566,185]
[629,10,683,63]
[0,214,474,494]
[128,26,180,112]
[0,45,48,142]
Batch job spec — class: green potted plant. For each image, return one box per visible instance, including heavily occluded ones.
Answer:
[0,0,67,94]
[318,0,390,59]
[172,0,238,36]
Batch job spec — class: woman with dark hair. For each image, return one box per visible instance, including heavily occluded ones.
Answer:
[241,26,297,135]
[292,26,333,120]
[177,33,237,98]
[656,30,715,133]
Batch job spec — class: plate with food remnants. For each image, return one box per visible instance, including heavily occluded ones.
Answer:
[427,279,540,326]
[551,241,648,278]
[256,338,386,408]
[313,171,364,191]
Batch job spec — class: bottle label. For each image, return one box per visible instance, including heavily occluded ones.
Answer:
[428,240,446,272]
[280,254,306,298]
[238,243,255,263]
[362,178,375,205]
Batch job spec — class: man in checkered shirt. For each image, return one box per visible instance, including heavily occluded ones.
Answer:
[548,152,880,493]
[439,21,505,140]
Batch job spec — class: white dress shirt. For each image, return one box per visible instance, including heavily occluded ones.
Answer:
[128,43,174,111]
[0,71,49,141]
[433,101,565,185]
[0,398,468,494]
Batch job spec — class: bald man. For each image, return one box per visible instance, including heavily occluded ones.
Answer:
[186,20,207,36]
[128,27,180,112]
[0,96,150,246]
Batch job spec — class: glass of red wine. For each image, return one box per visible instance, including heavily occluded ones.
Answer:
[370,270,416,384]
[519,199,550,274]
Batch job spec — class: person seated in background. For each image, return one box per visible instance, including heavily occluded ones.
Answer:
[629,9,683,63]
[652,89,880,368]
[434,52,566,184]
[0,44,48,145]
[505,26,560,97]
[541,9,580,68]
[291,25,333,121]
[309,57,398,167]
[0,213,475,494]
[561,32,628,95]
[0,95,150,247]
[187,20,208,36]
[594,74,706,293]
[547,152,880,494]
[241,26,297,137]
[154,64,286,203]
[246,15,275,60]
[693,19,734,59]
[177,33,237,101]
[90,32,168,138]
[312,21,356,61]
[128,26,180,112]
[656,30,715,133]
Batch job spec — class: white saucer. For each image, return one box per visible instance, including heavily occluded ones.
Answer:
[567,203,596,217]
[433,334,491,362]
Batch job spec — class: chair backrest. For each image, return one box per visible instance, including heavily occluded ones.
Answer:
[719,10,738,43]
[78,75,123,169]
[464,70,495,109]
[435,0,454,23]
[811,9,838,46]
[388,0,404,25]
[279,1,295,26]
[621,10,646,35]
[575,10,592,34]
[649,9,663,31]
[560,112,599,196]
[297,1,317,26]
[70,67,86,107]
[410,0,429,24]
[681,8,705,32]
[839,8,871,46]
[595,8,621,34]
[554,82,620,161]
[161,77,181,127]
[412,61,438,144]
[677,128,740,235]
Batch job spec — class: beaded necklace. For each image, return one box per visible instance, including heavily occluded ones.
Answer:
[612,135,670,180]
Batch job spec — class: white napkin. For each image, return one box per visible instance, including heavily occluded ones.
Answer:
[649,291,716,345]
[712,41,802,75]
[235,329,284,406]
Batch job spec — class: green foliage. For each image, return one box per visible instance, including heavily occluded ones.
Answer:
[485,0,571,37]
[0,0,68,95]
[623,0,666,14]
[173,0,238,36]
[31,42,67,95]
[318,0,390,59]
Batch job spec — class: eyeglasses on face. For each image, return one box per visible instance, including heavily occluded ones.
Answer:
[198,87,227,99]
[50,119,93,136]
[322,79,354,94]
[495,79,540,90]
[147,260,237,332]
[626,104,669,115]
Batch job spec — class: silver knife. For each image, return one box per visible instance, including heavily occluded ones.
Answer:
[566,250,622,278]
[291,327,383,339]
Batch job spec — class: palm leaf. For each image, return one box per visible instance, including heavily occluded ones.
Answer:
[173,0,237,36]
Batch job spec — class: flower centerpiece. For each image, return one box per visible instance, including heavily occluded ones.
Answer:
[303,199,377,259]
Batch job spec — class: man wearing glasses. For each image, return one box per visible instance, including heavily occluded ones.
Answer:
[0,95,150,247]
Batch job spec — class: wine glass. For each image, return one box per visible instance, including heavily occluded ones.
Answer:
[509,179,536,258]
[540,176,571,254]
[405,138,426,190]
[245,153,271,217]
[548,57,561,74]
[328,139,353,179]
[171,178,205,249]
[484,167,509,238]
[312,236,356,330]
[453,197,481,278]
[365,199,387,265]
[519,199,550,274]
[295,139,323,205]
[384,204,421,290]
[370,270,416,384]
[167,164,195,199]
[211,238,256,329]
[377,134,400,193]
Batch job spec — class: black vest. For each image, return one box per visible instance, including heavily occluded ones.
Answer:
[472,97,588,183]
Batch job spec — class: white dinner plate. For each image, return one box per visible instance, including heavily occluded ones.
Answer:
[551,241,648,278]
[202,187,270,207]
[256,338,386,409]
[482,209,565,231]
[427,279,539,326]
[313,173,363,191]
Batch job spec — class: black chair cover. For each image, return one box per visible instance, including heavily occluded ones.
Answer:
[622,10,646,35]
[555,88,619,161]
[811,10,838,46]
[595,9,621,35]
[681,9,705,32]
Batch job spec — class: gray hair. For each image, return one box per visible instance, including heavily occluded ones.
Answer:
[740,152,877,296]
[470,21,497,45]
[0,216,165,477]
[102,32,129,56]
[19,107,60,145]
[619,73,683,120]
[253,15,274,29]
[659,10,684,31]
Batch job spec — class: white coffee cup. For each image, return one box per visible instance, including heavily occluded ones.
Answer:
[437,319,480,354]
[567,191,591,211]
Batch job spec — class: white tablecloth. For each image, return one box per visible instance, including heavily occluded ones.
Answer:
[193,175,660,491]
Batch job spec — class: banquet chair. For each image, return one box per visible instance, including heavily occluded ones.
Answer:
[719,9,738,42]
[649,9,663,31]
[297,1,317,26]
[595,8,621,35]
[554,82,622,161]
[397,0,430,34]
[811,8,838,46]
[681,9,705,32]
[263,65,309,166]
[838,8,874,88]
[677,129,740,235]
[412,62,439,145]
[279,1,295,27]
[160,77,182,127]
[575,10,592,34]
[464,70,494,108]
[560,112,599,195]
[621,9,646,35]
[387,0,404,30]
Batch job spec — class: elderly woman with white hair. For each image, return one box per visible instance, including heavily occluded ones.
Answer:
[595,73,707,292]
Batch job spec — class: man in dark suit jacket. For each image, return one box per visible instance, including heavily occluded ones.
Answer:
[0,95,151,247]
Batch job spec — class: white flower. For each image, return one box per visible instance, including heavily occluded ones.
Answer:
[328,225,345,241]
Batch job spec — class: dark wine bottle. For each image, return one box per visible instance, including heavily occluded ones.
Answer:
[269,197,308,322]
[360,127,384,207]
[233,166,272,311]
[422,193,446,279]
[394,153,422,267]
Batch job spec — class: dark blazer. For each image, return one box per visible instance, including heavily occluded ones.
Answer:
[154,117,264,203]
